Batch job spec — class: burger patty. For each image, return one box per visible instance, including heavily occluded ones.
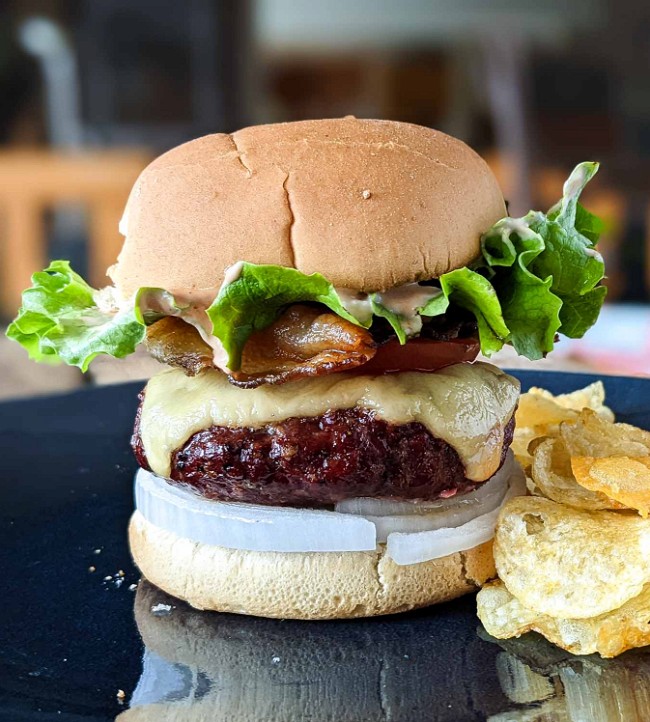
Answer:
[132,406,515,507]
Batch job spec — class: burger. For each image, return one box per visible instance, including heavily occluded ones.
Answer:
[7,118,606,619]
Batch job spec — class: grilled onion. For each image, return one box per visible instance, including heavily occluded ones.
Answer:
[145,305,376,387]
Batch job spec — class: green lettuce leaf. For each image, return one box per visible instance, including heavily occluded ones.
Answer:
[558,286,608,339]
[476,161,606,358]
[420,268,509,356]
[206,263,366,369]
[7,163,607,371]
[369,296,407,344]
[6,260,149,371]
[574,203,605,244]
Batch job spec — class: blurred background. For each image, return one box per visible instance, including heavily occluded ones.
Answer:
[1,0,649,398]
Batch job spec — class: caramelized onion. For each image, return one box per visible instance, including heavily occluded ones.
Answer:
[231,305,376,387]
[145,305,478,387]
[146,317,214,376]
[146,305,376,387]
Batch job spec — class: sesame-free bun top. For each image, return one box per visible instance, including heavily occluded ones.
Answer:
[111,117,505,299]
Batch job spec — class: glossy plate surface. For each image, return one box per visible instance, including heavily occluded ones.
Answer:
[2,370,650,721]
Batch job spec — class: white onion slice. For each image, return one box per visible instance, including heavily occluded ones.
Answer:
[386,462,526,566]
[343,453,516,542]
[336,452,516,520]
[361,498,503,544]
[134,453,526,564]
[135,469,376,553]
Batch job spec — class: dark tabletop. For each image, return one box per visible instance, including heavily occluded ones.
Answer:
[2,370,650,721]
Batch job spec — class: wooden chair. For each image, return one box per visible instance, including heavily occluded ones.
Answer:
[0,149,151,316]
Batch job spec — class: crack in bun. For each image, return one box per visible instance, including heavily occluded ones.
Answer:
[111,118,505,299]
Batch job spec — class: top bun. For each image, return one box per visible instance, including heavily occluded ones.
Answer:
[111,117,505,298]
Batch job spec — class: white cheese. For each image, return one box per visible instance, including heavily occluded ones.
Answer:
[139,362,519,483]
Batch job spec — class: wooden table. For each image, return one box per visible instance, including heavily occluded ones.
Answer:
[0,148,151,316]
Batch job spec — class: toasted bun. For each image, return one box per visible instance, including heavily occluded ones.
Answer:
[128,510,495,620]
[111,118,505,298]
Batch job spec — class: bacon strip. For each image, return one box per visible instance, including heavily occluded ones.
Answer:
[145,305,377,387]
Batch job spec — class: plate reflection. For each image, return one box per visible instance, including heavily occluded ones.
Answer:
[118,581,508,721]
[481,628,650,722]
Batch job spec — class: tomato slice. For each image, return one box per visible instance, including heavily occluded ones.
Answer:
[357,337,480,374]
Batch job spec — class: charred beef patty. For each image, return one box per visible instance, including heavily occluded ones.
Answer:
[132,405,515,507]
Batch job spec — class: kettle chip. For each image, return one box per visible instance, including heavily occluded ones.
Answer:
[560,408,650,458]
[477,579,650,658]
[571,455,650,518]
[494,496,650,619]
[531,437,620,512]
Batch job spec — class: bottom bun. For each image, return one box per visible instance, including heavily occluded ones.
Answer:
[129,511,495,619]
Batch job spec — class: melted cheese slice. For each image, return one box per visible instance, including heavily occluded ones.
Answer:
[139,362,519,482]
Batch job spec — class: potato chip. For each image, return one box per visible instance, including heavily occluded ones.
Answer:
[515,394,579,431]
[478,579,650,658]
[527,436,551,456]
[560,409,650,458]
[572,456,650,518]
[513,383,615,471]
[494,496,650,619]
[530,382,613,419]
[531,438,619,512]
[516,382,613,430]
[524,474,539,496]
[511,427,538,469]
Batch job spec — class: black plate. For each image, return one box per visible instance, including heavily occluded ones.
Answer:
[2,370,650,721]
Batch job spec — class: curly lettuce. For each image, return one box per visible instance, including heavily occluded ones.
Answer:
[6,162,606,371]
[419,267,511,356]
[474,161,606,359]
[6,261,149,371]
[206,263,365,370]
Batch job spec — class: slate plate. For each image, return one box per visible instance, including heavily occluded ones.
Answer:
[2,370,650,721]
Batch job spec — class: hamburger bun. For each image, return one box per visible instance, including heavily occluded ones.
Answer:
[111,117,505,299]
[129,510,496,620]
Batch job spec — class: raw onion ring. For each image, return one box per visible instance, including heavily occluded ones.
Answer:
[134,451,525,564]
